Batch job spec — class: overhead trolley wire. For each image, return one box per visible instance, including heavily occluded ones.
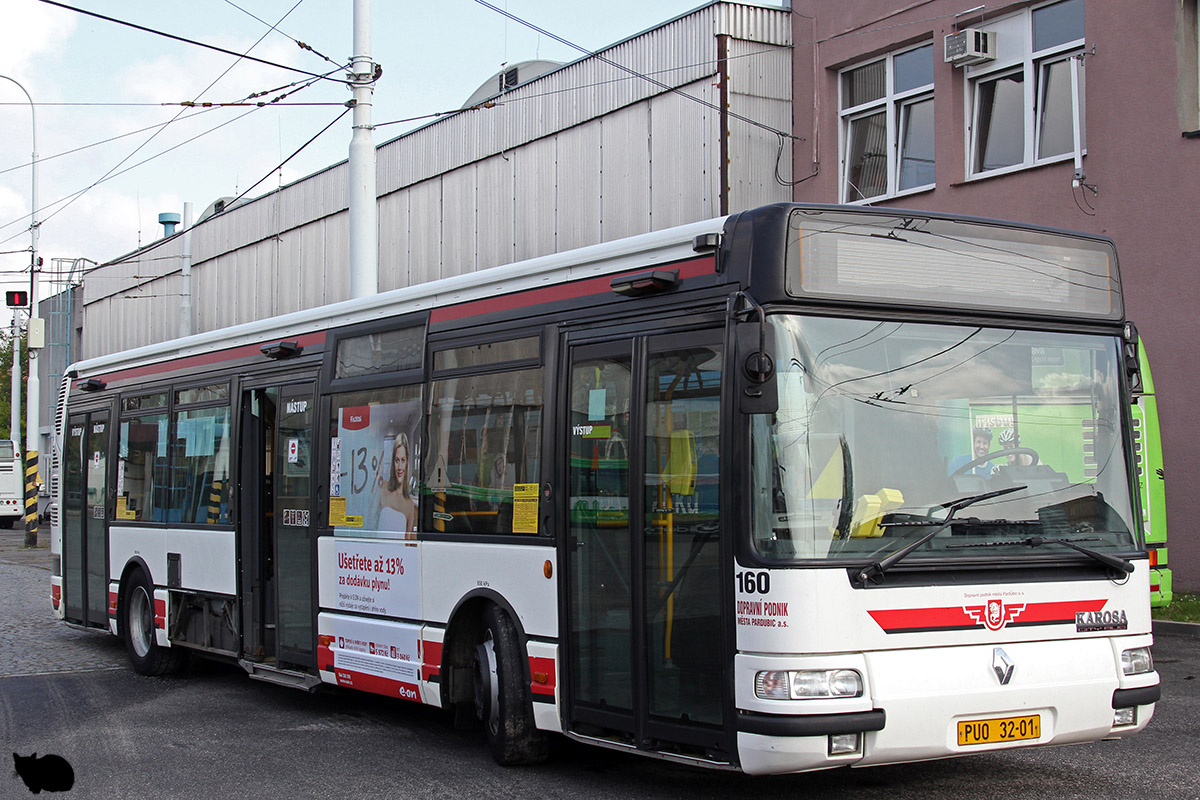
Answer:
[38,0,350,85]
[1,1,324,244]
[0,105,262,247]
[471,0,799,142]
[372,44,791,130]
[67,105,352,283]
[0,101,345,108]
[0,71,345,179]
[221,0,344,70]
[216,106,350,213]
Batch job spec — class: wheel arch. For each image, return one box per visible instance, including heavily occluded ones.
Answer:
[441,588,533,706]
[115,556,154,636]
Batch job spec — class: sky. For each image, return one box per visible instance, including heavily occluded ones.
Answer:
[0,0,784,318]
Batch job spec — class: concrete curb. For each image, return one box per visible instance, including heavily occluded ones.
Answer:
[1152,619,1200,639]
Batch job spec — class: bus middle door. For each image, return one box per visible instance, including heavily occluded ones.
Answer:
[238,380,317,677]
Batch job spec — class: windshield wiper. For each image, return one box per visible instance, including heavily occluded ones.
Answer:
[947,535,1134,574]
[854,485,1026,585]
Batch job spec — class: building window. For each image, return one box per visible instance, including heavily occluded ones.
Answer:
[968,0,1085,177]
[839,43,935,202]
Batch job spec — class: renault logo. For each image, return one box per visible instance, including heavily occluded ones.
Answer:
[993,647,1015,685]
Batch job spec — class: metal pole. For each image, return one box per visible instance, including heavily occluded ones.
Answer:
[10,311,19,444]
[179,202,193,338]
[0,74,39,547]
[25,259,39,548]
[347,0,378,300]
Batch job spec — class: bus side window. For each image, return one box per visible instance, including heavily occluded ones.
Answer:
[424,367,543,535]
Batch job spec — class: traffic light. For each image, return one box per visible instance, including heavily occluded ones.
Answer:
[5,290,28,308]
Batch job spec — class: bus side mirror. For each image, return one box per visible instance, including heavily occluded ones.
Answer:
[1123,321,1142,401]
[736,320,777,415]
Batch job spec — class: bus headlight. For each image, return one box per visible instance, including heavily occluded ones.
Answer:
[755,669,863,700]
[1120,647,1153,675]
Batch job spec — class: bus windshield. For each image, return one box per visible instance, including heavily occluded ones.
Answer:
[750,315,1138,564]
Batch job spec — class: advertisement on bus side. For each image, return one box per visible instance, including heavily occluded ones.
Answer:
[317,537,420,619]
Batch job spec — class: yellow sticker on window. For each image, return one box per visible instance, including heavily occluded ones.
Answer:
[116,496,136,520]
[329,496,349,526]
[513,483,539,534]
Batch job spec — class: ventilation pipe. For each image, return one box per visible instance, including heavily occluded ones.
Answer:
[158,212,181,238]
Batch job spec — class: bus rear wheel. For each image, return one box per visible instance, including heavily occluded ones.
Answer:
[120,568,188,676]
[472,604,548,766]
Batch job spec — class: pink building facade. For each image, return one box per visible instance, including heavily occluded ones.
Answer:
[790,0,1200,590]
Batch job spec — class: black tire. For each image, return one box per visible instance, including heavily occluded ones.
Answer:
[120,568,188,676]
[473,604,549,765]
[0,517,14,529]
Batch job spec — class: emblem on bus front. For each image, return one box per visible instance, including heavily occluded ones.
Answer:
[992,648,1014,685]
[964,599,1026,631]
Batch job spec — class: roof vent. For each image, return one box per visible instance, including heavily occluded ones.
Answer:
[158,212,181,237]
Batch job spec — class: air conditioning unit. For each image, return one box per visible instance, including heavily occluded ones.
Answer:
[944,29,997,67]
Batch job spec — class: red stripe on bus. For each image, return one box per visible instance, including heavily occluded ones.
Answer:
[422,639,443,682]
[869,599,1110,633]
[332,668,421,703]
[528,656,556,696]
[1016,599,1107,624]
[430,257,716,324]
[108,591,119,615]
[154,598,167,630]
[83,331,327,386]
[868,606,973,631]
[52,584,61,610]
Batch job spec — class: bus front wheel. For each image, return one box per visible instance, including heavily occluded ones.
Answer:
[120,568,188,676]
[473,604,548,765]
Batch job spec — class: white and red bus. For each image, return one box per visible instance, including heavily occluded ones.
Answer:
[0,439,24,528]
[51,203,1159,773]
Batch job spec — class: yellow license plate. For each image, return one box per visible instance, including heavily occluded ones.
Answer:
[957,714,1041,746]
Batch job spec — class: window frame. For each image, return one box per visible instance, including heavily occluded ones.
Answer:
[115,380,233,527]
[327,383,425,539]
[322,311,428,395]
[838,42,936,203]
[422,327,549,539]
[966,0,1086,180]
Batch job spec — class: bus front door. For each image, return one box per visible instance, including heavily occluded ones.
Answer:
[63,411,111,629]
[238,381,317,674]
[565,329,728,760]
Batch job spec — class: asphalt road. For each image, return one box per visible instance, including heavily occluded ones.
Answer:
[2,551,1198,799]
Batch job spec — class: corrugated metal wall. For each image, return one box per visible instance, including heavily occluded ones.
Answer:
[80,2,791,359]
[728,39,793,211]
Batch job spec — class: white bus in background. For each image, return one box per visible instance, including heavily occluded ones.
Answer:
[51,203,1159,774]
[0,439,23,529]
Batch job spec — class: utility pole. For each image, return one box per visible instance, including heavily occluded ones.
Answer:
[0,74,39,548]
[10,311,19,444]
[347,0,379,300]
[26,262,40,548]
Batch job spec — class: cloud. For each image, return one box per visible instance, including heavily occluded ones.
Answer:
[0,0,76,81]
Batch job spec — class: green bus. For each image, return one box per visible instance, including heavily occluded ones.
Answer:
[1132,347,1171,607]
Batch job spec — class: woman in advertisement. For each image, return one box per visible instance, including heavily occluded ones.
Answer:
[378,433,418,532]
